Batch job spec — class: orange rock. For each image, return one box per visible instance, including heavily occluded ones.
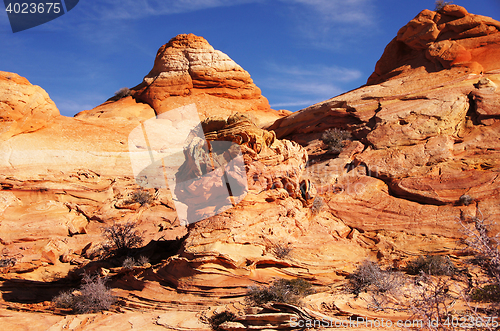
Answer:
[0,71,59,139]
[368,5,500,84]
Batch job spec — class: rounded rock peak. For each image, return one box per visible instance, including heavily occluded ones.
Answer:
[164,33,212,50]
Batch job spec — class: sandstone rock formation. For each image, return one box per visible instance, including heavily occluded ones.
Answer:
[1,5,500,330]
[78,34,287,126]
[268,5,500,237]
[368,4,500,84]
[0,71,59,140]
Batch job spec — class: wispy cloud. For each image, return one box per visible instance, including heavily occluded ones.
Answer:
[279,0,377,50]
[260,63,363,111]
[76,0,261,20]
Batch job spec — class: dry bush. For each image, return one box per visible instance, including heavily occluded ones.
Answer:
[128,189,153,206]
[406,255,457,276]
[122,255,150,269]
[0,257,16,268]
[53,273,114,314]
[310,196,325,215]
[321,128,352,154]
[246,278,314,306]
[271,242,292,259]
[346,260,402,297]
[435,0,453,11]
[209,311,236,331]
[114,87,131,99]
[103,222,144,254]
[459,211,500,307]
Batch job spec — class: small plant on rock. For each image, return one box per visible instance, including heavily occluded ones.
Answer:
[53,273,114,314]
[114,87,131,99]
[435,0,453,11]
[310,196,325,215]
[128,189,153,206]
[406,255,457,276]
[246,278,314,306]
[208,311,236,331]
[321,128,352,154]
[103,222,144,254]
[459,194,474,206]
[271,242,292,259]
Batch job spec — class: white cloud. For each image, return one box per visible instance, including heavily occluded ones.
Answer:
[76,0,261,20]
[271,99,324,109]
[286,0,374,24]
[259,62,363,111]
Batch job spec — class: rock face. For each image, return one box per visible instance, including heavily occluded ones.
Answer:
[1,6,500,330]
[0,71,59,140]
[368,4,500,84]
[268,5,500,236]
[79,33,285,126]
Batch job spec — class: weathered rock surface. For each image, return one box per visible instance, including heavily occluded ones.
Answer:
[1,6,500,330]
[368,4,500,85]
[0,71,59,140]
[268,5,500,238]
[79,33,286,126]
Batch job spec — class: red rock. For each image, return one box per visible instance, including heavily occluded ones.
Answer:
[0,71,59,139]
[368,5,500,85]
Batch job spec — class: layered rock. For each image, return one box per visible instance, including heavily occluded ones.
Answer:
[368,4,500,84]
[1,6,500,330]
[79,33,286,126]
[268,5,500,236]
[0,71,59,140]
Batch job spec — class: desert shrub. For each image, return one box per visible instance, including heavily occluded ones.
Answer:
[128,189,153,206]
[53,274,114,314]
[459,212,500,285]
[137,255,150,266]
[103,222,144,254]
[246,278,314,305]
[406,255,457,276]
[321,128,352,154]
[114,87,131,99]
[271,242,292,259]
[435,0,453,11]
[346,260,399,297]
[0,257,16,268]
[209,311,236,331]
[122,255,150,269]
[310,196,325,215]
[53,290,75,309]
[459,194,474,206]
[470,284,500,302]
[122,256,136,269]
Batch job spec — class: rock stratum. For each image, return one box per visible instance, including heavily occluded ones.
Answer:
[76,34,287,126]
[0,5,499,330]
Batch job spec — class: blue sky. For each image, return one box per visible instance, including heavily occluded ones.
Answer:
[1,1,499,116]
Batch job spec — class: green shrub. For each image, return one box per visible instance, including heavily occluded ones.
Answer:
[321,128,352,154]
[406,255,457,276]
[246,278,314,305]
